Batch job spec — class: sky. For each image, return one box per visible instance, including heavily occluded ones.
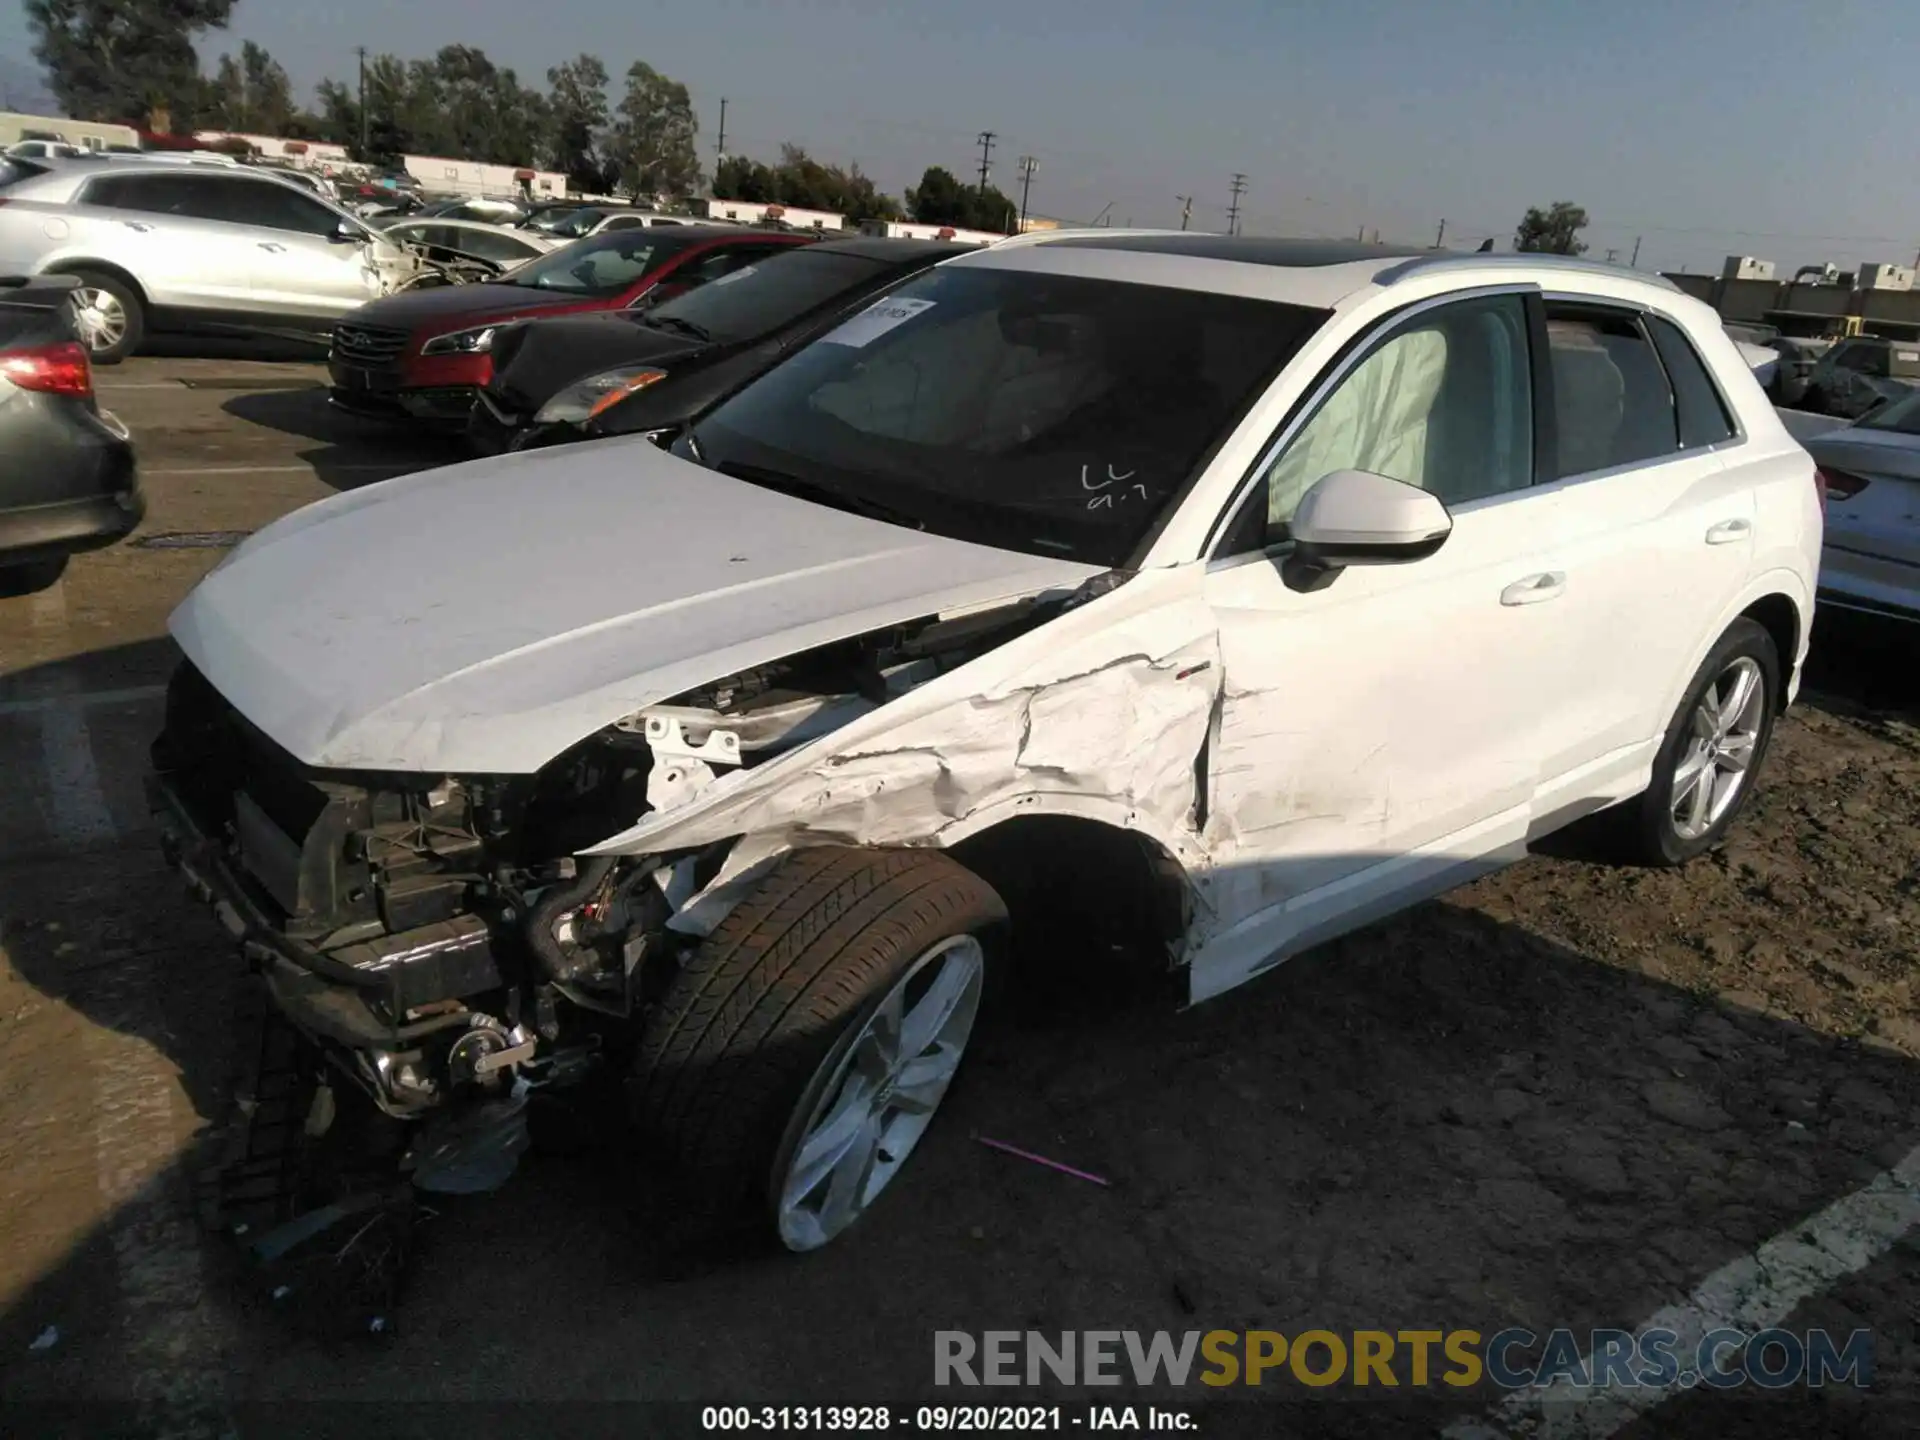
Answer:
[2,0,1914,275]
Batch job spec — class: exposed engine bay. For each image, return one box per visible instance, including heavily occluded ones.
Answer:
[148,592,1059,1172]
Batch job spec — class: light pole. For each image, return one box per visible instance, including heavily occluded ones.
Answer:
[1016,155,1037,231]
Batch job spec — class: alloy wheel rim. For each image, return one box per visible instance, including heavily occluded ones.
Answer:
[68,288,126,351]
[773,934,985,1252]
[1670,656,1765,841]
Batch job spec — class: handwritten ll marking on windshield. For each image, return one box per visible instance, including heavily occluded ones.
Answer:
[1081,463,1149,510]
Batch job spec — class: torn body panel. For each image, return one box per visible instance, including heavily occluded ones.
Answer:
[582,568,1230,943]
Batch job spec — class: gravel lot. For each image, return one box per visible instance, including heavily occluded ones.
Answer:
[1,354,1917,1438]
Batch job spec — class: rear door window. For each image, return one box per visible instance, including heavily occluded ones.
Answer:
[213,178,344,236]
[1543,304,1680,477]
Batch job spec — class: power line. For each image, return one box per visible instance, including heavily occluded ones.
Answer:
[975,130,996,196]
[1226,172,1247,236]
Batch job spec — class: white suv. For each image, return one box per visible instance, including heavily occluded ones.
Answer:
[0,156,414,361]
[150,235,1820,1254]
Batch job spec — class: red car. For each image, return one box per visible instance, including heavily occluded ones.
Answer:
[328,225,815,425]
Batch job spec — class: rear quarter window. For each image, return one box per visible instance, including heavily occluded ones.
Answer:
[1644,314,1737,448]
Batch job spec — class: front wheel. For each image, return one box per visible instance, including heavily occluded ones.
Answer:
[1619,618,1780,866]
[632,847,1007,1251]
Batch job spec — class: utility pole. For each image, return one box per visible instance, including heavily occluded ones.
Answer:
[1630,235,1642,268]
[1177,195,1193,231]
[716,98,728,162]
[1435,218,1447,247]
[1016,155,1037,230]
[975,131,996,196]
[1226,172,1247,236]
[355,46,369,158]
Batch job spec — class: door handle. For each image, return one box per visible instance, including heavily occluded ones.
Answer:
[1500,572,1566,606]
[1705,518,1751,545]
[256,242,286,253]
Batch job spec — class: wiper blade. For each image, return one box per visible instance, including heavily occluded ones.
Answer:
[646,313,711,341]
[717,462,924,530]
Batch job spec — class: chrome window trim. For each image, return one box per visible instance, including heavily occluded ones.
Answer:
[1202,282,1538,560]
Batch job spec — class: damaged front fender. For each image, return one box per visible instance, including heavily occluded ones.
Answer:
[584,569,1226,932]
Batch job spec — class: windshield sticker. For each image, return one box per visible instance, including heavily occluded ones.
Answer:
[712,265,757,286]
[821,297,937,348]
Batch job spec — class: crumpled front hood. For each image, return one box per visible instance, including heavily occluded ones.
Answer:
[490,313,703,412]
[169,440,1102,774]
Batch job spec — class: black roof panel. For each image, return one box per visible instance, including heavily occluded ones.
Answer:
[1042,234,1434,267]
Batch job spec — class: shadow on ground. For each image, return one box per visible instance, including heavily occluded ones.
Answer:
[219,388,465,492]
[0,646,1916,1435]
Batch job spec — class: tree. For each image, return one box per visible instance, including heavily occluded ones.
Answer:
[204,39,293,133]
[1514,201,1589,256]
[27,0,235,128]
[609,61,699,201]
[546,54,611,193]
[429,44,547,166]
[714,144,902,223]
[713,154,776,202]
[906,165,1015,232]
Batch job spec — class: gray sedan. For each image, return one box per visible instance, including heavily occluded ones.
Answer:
[1804,392,1920,623]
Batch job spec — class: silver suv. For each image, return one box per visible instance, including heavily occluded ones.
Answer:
[0,156,416,361]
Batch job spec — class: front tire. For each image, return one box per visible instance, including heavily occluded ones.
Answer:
[632,847,1006,1251]
[1620,618,1780,866]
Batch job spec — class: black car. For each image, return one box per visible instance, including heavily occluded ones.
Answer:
[469,237,975,455]
[0,275,142,596]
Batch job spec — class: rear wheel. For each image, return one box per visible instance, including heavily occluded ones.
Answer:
[1618,618,1780,866]
[64,270,144,364]
[632,847,1006,1251]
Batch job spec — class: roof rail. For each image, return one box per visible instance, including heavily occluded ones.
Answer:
[987,226,1194,250]
[1375,251,1682,293]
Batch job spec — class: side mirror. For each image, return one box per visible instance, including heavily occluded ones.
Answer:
[1281,469,1453,593]
[330,218,363,244]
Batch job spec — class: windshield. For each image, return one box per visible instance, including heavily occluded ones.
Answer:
[687,264,1328,567]
[1857,388,1920,434]
[646,251,889,343]
[501,231,674,295]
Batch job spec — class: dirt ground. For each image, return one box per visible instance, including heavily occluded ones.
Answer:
[0,354,1917,1439]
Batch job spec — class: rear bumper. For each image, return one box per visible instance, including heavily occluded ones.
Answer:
[0,485,144,566]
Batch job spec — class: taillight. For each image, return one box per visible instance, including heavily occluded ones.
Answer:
[1815,466,1871,504]
[0,340,92,397]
